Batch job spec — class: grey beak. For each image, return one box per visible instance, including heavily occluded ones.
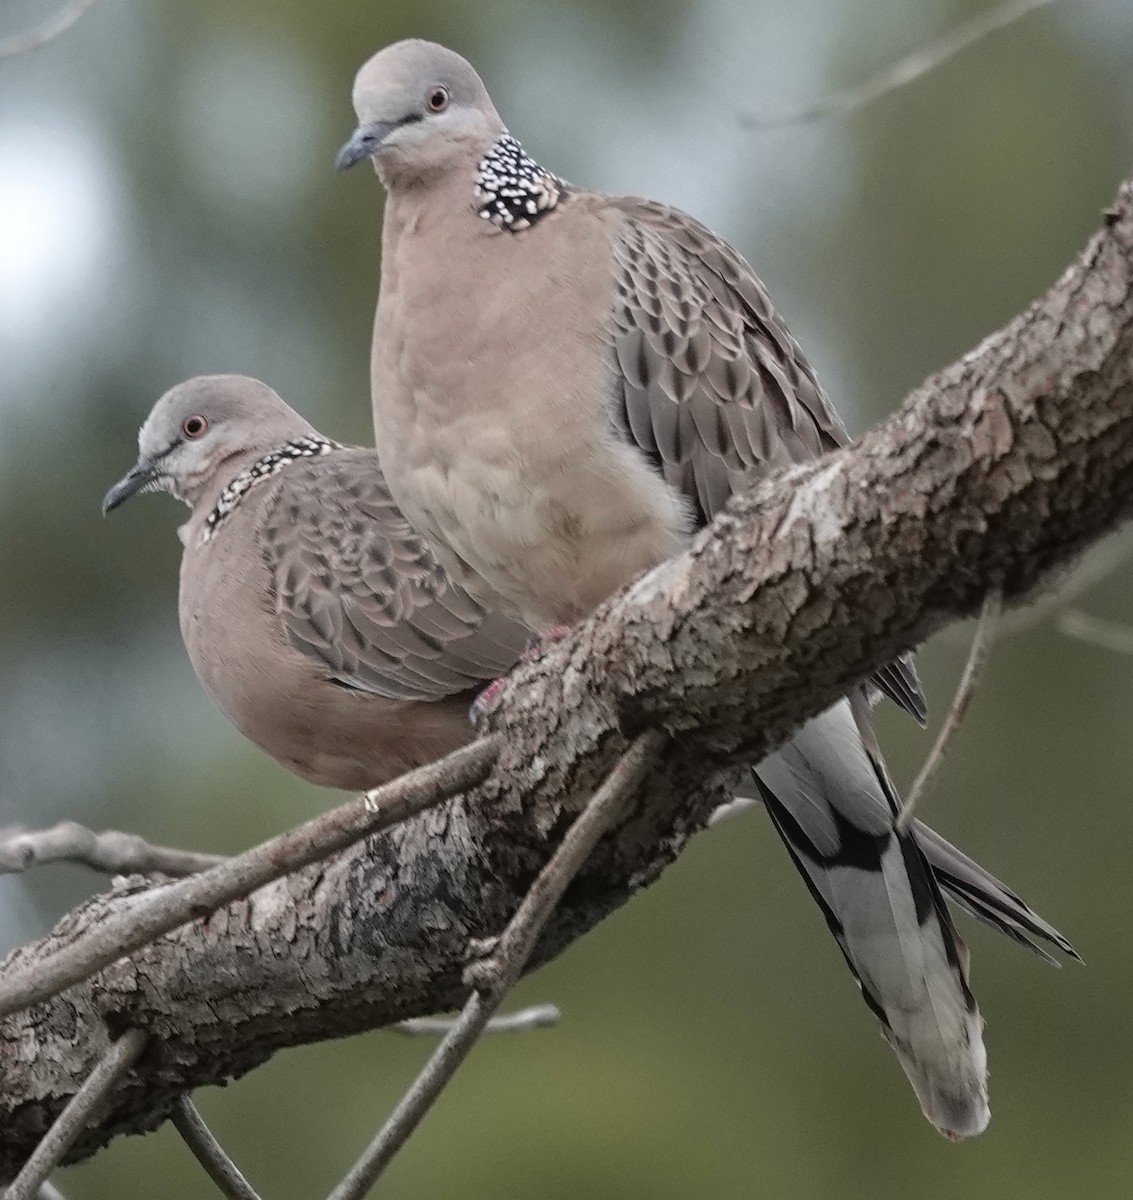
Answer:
[335,120,404,172]
[102,458,161,514]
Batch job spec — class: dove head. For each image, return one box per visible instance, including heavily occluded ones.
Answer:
[336,39,505,186]
[102,375,318,514]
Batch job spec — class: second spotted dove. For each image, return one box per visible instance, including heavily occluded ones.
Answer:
[102,374,528,789]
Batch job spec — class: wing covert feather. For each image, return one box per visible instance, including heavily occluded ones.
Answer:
[605,198,925,721]
[259,448,529,702]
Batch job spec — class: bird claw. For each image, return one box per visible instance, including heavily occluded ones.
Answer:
[469,626,573,724]
[520,625,571,662]
[469,676,507,724]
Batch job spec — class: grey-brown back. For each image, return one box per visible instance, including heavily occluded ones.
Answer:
[601,196,926,720]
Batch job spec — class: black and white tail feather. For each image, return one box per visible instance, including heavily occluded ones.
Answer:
[753,694,1074,1140]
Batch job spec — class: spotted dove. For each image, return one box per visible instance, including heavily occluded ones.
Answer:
[102,374,529,789]
[334,40,1078,1138]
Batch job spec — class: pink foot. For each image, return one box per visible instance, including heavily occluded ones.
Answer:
[469,625,573,724]
[520,625,570,662]
[470,674,508,722]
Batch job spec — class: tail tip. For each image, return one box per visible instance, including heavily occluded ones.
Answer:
[883,1026,990,1141]
[925,1090,991,1141]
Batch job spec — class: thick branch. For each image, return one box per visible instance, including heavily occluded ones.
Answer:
[4,1030,149,1200]
[3,176,1133,1179]
[0,739,498,1020]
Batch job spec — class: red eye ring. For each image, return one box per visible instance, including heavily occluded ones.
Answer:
[426,86,450,113]
[182,415,208,438]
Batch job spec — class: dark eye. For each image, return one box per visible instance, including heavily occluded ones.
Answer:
[426,86,450,113]
[182,415,208,438]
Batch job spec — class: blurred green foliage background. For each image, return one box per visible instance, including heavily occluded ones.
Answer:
[2,0,1132,1196]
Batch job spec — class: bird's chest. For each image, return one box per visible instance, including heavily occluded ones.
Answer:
[178,523,283,715]
[369,203,687,624]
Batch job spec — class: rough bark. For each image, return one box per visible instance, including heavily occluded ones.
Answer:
[2,178,1132,1179]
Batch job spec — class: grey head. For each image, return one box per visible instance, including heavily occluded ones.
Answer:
[335,39,505,186]
[102,374,319,515]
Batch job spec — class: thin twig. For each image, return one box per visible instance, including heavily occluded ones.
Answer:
[0,822,223,878]
[167,1010,557,1200]
[0,737,499,1021]
[994,525,1133,637]
[392,1003,561,1036]
[0,0,101,61]
[1056,608,1133,656]
[896,591,1003,832]
[171,1096,264,1200]
[739,0,1058,130]
[706,794,759,828]
[4,1029,149,1200]
[1,1185,73,1200]
[326,729,666,1200]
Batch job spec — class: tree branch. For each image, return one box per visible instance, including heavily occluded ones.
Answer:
[3,175,1133,1181]
[896,589,1003,832]
[170,1098,264,1200]
[0,0,101,61]
[993,525,1133,637]
[392,1003,561,1036]
[1057,608,1133,655]
[4,1030,149,1200]
[0,738,498,1021]
[327,731,664,1199]
[0,823,223,879]
[739,0,1058,130]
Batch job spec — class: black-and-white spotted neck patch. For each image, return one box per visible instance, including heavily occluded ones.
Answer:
[475,133,562,232]
[202,436,339,542]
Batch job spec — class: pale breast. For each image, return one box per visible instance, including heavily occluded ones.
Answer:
[372,188,690,628]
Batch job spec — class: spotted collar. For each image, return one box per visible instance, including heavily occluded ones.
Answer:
[475,133,562,232]
[202,436,339,542]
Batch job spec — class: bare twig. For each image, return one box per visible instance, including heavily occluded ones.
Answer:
[0,0,101,61]
[706,794,759,828]
[1056,608,1133,656]
[0,822,223,878]
[4,1029,148,1200]
[392,1003,561,1036]
[171,1096,263,1200]
[993,526,1133,637]
[739,0,1058,130]
[0,737,499,1021]
[166,1008,556,1200]
[2,1184,72,1200]
[896,591,1003,833]
[326,729,666,1200]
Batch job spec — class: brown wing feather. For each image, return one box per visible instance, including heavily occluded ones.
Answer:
[259,448,529,702]
[606,198,926,723]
